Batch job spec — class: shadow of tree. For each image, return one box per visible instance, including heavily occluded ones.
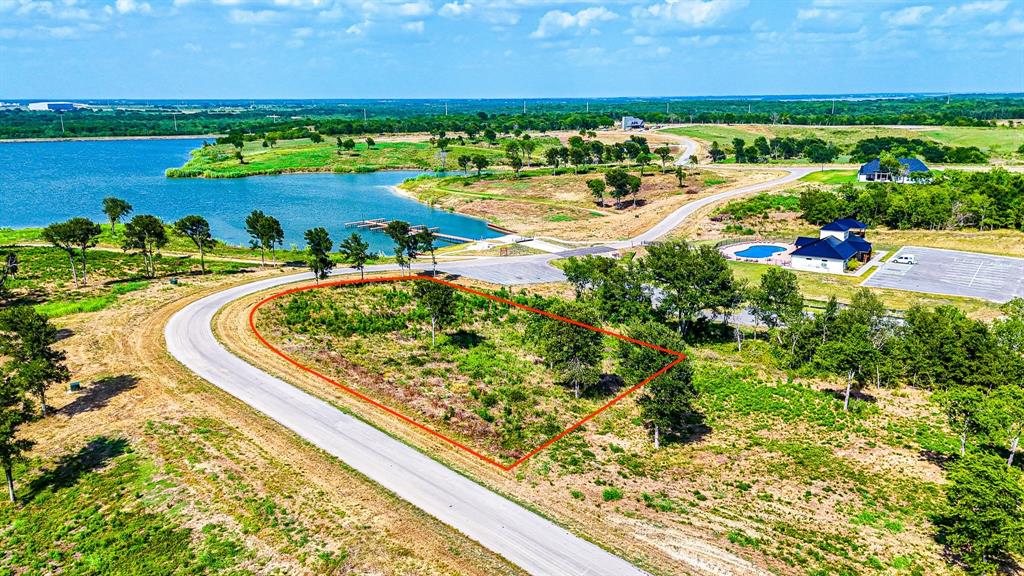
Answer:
[61,374,139,417]
[25,436,129,501]
[447,329,485,349]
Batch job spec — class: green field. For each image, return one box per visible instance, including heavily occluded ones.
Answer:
[663,124,1023,160]
[166,136,562,178]
[799,169,858,184]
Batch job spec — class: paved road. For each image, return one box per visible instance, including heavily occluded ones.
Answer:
[165,145,811,575]
[165,265,651,576]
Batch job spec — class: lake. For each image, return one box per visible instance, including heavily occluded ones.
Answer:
[0,138,499,253]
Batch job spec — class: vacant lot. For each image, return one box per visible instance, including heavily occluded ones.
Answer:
[404,167,784,240]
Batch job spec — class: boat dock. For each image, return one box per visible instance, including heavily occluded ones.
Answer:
[343,219,475,244]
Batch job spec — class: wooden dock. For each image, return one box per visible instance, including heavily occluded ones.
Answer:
[344,219,475,244]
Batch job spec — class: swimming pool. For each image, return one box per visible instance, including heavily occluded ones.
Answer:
[734,244,786,259]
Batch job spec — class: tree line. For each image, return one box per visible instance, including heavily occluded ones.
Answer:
[710,134,989,165]
[800,167,1024,231]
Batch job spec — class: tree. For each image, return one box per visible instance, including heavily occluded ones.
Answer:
[675,165,685,188]
[586,179,606,206]
[471,154,489,176]
[414,281,458,345]
[732,138,746,163]
[528,300,604,398]
[637,151,654,173]
[814,320,876,411]
[342,138,356,151]
[0,306,69,419]
[0,365,35,503]
[121,215,168,278]
[365,137,375,148]
[878,151,904,181]
[749,268,803,341]
[939,452,1024,574]
[617,321,696,448]
[806,142,839,168]
[937,385,986,456]
[544,146,563,175]
[416,229,438,275]
[627,174,641,207]
[457,154,471,174]
[708,141,726,162]
[605,168,631,209]
[304,227,334,283]
[173,215,215,274]
[645,240,739,334]
[0,252,17,295]
[338,232,370,279]
[568,146,587,174]
[42,218,101,287]
[384,220,413,274]
[102,197,132,235]
[244,210,284,266]
[653,146,672,171]
[981,384,1024,467]
[520,136,537,168]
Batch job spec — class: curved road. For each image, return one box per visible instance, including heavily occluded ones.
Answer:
[165,141,810,575]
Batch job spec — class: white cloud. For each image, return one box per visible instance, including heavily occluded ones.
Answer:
[985,16,1024,36]
[439,1,470,17]
[114,0,151,14]
[273,0,330,7]
[402,19,424,32]
[934,0,1009,25]
[363,1,432,19]
[530,6,617,39]
[183,41,202,52]
[632,0,747,28]
[882,5,932,26]
[797,7,841,22]
[228,8,281,24]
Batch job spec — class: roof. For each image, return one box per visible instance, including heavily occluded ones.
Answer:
[844,235,872,253]
[791,236,859,260]
[858,157,929,175]
[821,218,868,232]
[794,236,819,248]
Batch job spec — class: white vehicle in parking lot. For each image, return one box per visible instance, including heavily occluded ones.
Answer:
[892,254,917,265]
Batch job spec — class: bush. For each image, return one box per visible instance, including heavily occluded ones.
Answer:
[601,487,623,502]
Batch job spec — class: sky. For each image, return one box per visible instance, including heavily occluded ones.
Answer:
[1,0,1022,99]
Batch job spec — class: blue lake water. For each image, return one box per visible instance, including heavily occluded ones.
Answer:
[734,244,786,259]
[0,139,499,253]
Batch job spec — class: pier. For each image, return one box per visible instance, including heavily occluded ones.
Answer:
[344,218,475,244]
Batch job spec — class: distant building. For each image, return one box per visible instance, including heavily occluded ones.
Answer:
[27,101,86,112]
[857,157,929,183]
[621,116,644,130]
[791,218,872,274]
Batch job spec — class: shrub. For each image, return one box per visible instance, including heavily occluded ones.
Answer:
[601,487,623,502]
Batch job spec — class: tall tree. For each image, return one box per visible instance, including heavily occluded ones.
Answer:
[528,300,604,398]
[981,384,1024,467]
[644,240,739,334]
[244,210,284,266]
[413,281,458,345]
[635,152,652,176]
[814,319,876,411]
[939,452,1024,574]
[101,197,132,235]
[604,168,631,209]
[173,215,215,274]
[0,306,69,419]
[416,229,438,275]
[384,220,413,275]
[457,154,471,175]
[0,365,35,503]
[937,385,986,456]
[749,268,803,342]
[586,179,606,206]
[653,146,672,171]
[304,227,334,284]
[544,146,563,175]
[121,215,168,278]
[471,154,489,176]
[338,232,370,279]
[42,218,100,287]
[732,138,746,163]
[617,321,696,448]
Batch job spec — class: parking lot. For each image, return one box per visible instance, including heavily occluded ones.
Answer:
[862,246,1024,303]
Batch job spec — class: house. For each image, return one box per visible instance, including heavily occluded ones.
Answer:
[621,116,645,130]
[790,218,872,274]
[857,157,929,183]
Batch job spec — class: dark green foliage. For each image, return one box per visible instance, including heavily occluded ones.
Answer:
[527,300,604,398]
[41,217,102,287]
[101,197,132,235]
[413,280,459,345]
[303,227,334,283]
[338,232,370,279]
[645,239,741,335]
[173,215,215,274]
[121,215,168,278]
[561,255,654,324]
[749,267,803,337]
[718,193,801,220]
[939,452,1024,574]
[799,168,1024,231]
[851,136,989,164]
[0,306,70,419]
[243,210,284,266]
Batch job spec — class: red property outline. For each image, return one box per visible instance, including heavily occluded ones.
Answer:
[249,275,686,471]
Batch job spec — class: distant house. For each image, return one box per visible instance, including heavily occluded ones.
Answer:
[857,158,929,183]
[621,116,645,130]
[27,101,86,112]
[791,218,872,274]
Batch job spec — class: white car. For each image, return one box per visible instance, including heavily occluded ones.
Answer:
[892,254,917,265]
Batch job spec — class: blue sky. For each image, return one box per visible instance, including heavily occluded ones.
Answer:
[1,0,1022,99]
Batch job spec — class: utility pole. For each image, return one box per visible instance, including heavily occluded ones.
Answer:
[586,101,589,113]
[172,112,178,132]
[59,112,65,134]
[444,102,448,116]
[522,100,526,114]
[363,108,367,122]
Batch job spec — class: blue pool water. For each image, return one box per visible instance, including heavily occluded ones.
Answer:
[734,244,786,259]
[0,139,499,253]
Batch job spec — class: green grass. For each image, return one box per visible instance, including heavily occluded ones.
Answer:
[0,437,254,575]
[800,169,858,184]
[33,281,149,318]
[918,126,1024,159]
[166,136,563,178]
[662,125,763,145]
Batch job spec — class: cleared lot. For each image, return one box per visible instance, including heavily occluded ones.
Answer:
[862,246,1024,303]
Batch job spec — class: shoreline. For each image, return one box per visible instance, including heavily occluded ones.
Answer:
[0,134,220,144]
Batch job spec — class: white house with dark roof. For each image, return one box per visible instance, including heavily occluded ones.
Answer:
[857,158,929,183]
[621,116,644,130]
[791,218,872,274]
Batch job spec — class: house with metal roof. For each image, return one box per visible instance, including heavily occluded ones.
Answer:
[791,219,872,274]
[857,158,929,183]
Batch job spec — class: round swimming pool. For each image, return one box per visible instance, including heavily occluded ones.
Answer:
[734,244,786,259]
